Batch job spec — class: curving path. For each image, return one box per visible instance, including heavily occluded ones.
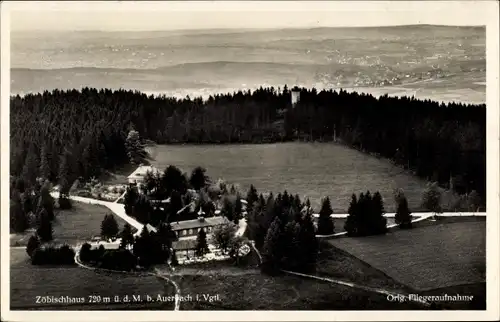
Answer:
[153,268,182,311]
[50,192,154,236]
[71,244,181,310]
[281,270,430,307]
[251,215,433,307]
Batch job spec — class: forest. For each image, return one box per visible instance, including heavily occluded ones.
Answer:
[10,86,486,201]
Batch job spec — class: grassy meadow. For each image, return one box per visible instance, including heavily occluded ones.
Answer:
[147,142,431,212]
[10,248,174,310]
[329,218,486,291]
[142,143,468,212]
[177,272,425,310]
[10,202,130,247]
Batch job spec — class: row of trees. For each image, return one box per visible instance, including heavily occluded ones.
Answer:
[11,86,486,203]
[245,180,470,260]
[10,178,58,243]
[344,192,387,236]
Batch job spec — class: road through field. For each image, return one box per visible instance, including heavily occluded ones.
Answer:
[50,193,151,235]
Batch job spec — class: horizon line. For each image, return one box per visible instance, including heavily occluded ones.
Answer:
[11,23,485,33]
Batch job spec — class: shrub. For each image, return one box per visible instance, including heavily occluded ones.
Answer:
[79,243,92,262]
[99,249,137,271]
[58,196,72,210]
[31,245,76,265]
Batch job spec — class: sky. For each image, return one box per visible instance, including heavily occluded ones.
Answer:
[5,1,491,32]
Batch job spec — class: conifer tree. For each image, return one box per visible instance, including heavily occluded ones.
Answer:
[22,144,39,186]
[246,184,259,213]
[101,214,119,240]
[134,225,154,267]
[344,194,358,236]
[195,229,209,257]
[282,220,301,270]
[221,196,235,222]
[125,129,146,165]
[10,191,29,233]
[395,192,412,229]
[21,192,33,218]
[298,210,318,272]
[234,194,243,224]
[37,210,53,242]
[317,196,334,235]
[262,217,284,274]
[120,223,135,249]
[422,182,443,217]
[39,145,51,181]
[305,198,312,212]
[58,151,72,205]
[124,186,139,216]
[371,191,387,234]
[37,183,55,221]
[190,166,209,191]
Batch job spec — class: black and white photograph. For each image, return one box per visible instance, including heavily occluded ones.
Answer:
[1,1,499,320]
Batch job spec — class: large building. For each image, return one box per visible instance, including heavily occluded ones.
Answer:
[127,165,162,185]
[170,216,227,239]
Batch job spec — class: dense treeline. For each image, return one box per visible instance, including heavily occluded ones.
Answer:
[11,86,486,201]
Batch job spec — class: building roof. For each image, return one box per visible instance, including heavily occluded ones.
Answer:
[128,165,162,179]
[170,216,227,231]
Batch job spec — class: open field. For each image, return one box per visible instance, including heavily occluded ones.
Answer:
[10,202,131,247]
[329,218,486,291]
[148,143,431,212]
[52,202,132,245]
[10,248,174,310]
[147,143,470,212]
[177,272,425,310]
[316,241,413,293]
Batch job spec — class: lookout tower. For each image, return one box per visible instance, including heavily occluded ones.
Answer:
[291,90,300,108]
